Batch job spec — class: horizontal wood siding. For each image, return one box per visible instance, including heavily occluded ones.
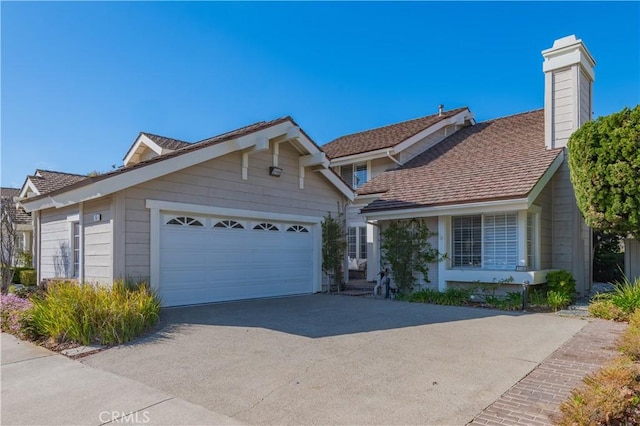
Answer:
[552,68,574,147]
[370,158,395,179]
[551,158,589,295]
[40,205,77,279]
[532,181,553,269]
[398,127,448,164]
[579,69,592,127]
[83,197,113,284]
[123,141,345,279]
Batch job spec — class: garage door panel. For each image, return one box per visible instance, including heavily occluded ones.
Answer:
[159,215,315,307]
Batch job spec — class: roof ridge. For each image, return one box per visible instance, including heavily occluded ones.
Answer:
[481,108,544,124]
[141,131,192,144]
[196,120,269,143]
[329,107,469,142]
[35,169,88,177]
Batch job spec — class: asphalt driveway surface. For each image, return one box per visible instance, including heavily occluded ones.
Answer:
[83,295,586,425]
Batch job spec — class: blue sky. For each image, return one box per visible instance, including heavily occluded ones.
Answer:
[2,1,639,188]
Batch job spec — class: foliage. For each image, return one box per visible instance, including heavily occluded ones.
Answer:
[620,310,640,360]
[485,292,522,311]
[556,356,640,426]
[11,267,33,284]
[592,275,640,318]
[567,105,640,238]
[10,284,42,300]
[27,280,160,345]
[528,288,548,307]
[547,290,571,311]
[0,293,33,337]
[321,210,346,288]
[593,230,624,282]
[546,270,576,297]
[15,251,32,268]
[380,220,442,294]
[588,300,628,321]
[1,197,17,294]
[404,287,474,306]
[19,270,37,286]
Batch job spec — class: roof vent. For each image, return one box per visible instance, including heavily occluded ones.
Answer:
[438,105,444,116]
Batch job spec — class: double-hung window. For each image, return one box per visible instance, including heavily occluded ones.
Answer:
[347,226,368,260]
[451,213,518,270]
[340,163,368,189]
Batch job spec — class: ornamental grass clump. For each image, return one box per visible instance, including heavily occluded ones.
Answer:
[555,357,640,426]
[590,275,640,321]
[29,280,160,346]
[0,293,33,337]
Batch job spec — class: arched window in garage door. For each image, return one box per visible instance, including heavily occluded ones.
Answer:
[253,223,279,231]
[213,220,244,229]
[286,225,309,233]
[166,216,204,227]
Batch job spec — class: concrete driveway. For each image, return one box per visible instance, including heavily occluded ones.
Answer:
[83,295,586,425]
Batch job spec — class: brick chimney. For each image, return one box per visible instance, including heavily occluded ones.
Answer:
[542,35,596,150]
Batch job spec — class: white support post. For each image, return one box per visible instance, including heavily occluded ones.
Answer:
[518,210,528,269]
[299,166,305,189]
[437,216,448,291]
[79,202,84,283]
[149,207,160,293]
[273,141,280,167]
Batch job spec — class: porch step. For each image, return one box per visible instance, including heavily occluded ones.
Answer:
[339,289,372,297]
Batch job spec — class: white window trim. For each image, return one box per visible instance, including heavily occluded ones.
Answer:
[340,162,370,189]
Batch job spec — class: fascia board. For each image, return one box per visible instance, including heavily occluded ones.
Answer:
[362,198,530,221]
[18,179,40,199]
[123,134,164,166]
[329,149,392,167]
[527,152,564,205]
[394,109,473,153]
[319,170,355,201]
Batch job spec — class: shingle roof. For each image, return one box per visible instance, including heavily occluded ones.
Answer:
[1,187,31,224]
[27,170,89,195]
[322,107,469,159]
[22,117,303,202]
[359,109,563,212]
[141,132,191,150]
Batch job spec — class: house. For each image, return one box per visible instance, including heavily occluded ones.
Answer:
[354,35,594,296]
[323,107,475,281]
[18,34,596,305]
[18,118,352,307]
[0,187,33,266]
[625,238,640,282]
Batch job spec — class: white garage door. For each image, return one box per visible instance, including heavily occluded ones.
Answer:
[159,213,314,307]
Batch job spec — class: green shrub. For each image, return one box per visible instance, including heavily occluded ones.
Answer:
[556,356,640,426]
[11,267,33,284]
[546,270,576,297]
[404,287,474,306]
[19,270,37,286]
[548,290,571,311]
[528,288,548,306]
[588,299,628,321]
[28,280,161,345]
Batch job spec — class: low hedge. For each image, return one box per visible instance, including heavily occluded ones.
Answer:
[19,270,37,286]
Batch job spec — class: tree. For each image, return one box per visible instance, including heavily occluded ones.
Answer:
[0,197,17,293]
[321,210,346,291]
[568,105,640,238]
[380,219,443,294]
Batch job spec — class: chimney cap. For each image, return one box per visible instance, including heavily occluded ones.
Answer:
[438,104,444,116]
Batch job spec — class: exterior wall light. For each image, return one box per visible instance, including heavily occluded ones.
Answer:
[269,166,283,177]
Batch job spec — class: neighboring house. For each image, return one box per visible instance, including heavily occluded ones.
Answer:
[624,238,640,282]
[0,187,33,266]
[323,107,475,281]
[355,35,594,296]
[18,118,352,307]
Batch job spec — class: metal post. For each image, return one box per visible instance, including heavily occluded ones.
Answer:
[522,280,530,310]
